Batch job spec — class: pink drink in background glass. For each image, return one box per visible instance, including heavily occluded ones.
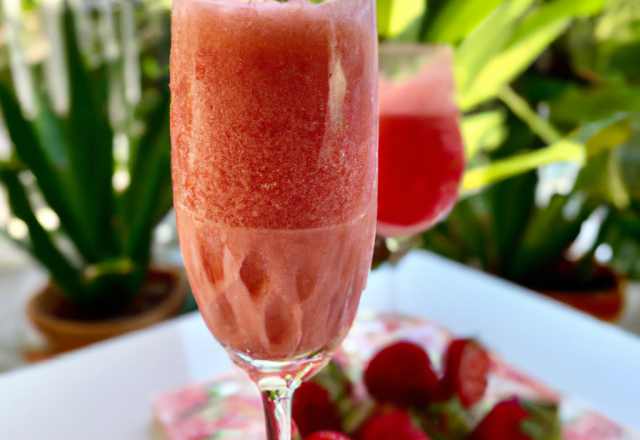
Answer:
[171,0,377,371]
[376,45,465,238]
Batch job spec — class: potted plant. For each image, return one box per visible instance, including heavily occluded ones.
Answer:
[417,106,640,321]
[372,0,640,321]
[0,3,184,354]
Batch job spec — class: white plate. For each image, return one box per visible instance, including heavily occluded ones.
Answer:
[0,250,637,439]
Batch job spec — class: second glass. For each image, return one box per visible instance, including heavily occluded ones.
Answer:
[170,0,378,439]
[376,44,465,238]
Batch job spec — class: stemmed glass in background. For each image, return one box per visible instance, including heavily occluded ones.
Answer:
[378,44,465,238]
[375,45,465,307]
[170,0,378,439]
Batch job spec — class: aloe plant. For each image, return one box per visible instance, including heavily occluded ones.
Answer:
[0,4,172,317]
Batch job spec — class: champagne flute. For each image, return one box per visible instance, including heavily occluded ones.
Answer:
[170,0,378,439]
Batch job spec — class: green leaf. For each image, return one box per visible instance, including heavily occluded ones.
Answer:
[84,256,135,282]
[576,150,630,209]
[377,0,393,38]
[499,86,563,144]
[121,89,172,293]
[125,90,172,242]
[428,195,498,272]
[616,115,640,199]
[460,0,608,110]
[60,6,119,260]
[0,82,98,262]
[520,401,562,440]
[31,98,69,171]
[389,16,423,43]
[0,164,84,303]
[604,203,640,281]
[513,0,609,41]
[583,117,632,157]
[549,83,640,126]
[605,41,640,80]
[509,193,594,280]
[377,0,425,39]
[462,139,586,194]
[426,0,504,44]
[570,112,631,155]
[455,0,536,108]
[491,171,538,278]
[421,222,470,265]
[461,110,508,160]
[418,395,471,440]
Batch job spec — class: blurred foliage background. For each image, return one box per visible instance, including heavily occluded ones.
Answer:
[376,0,640,289]
[0,0,639,315]
[0,0,174,315]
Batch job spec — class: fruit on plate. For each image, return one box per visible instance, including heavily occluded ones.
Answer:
[439,339,491,408]
[306,431,354,440]
[292,338,560,440]
[357,409,431,440]
[364,341,439,407]
[292,381,342,438]
[468,398,530,440]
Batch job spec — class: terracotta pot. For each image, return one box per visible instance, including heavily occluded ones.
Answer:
[538,276,627,322]
[27,266,187,354]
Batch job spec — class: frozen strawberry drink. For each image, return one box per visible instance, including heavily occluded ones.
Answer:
[171,0,378,363]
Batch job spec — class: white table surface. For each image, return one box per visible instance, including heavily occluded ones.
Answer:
[0,250,638,439]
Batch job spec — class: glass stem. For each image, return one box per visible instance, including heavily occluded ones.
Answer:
[261,387,295,440]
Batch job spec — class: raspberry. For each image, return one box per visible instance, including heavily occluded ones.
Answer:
[306,431,353,440]
[364,341,438,407]
[468,398,530,440]
[440,339,490,408]
[292,381,342,438]
[357,409,431,440]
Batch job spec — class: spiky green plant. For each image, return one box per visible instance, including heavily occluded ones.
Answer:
[0,4,172,317]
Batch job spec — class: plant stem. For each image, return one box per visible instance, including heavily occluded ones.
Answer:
[498,85,563,144]
[461,139,585,195]
[461,86,587,194]
[261,388,295,440]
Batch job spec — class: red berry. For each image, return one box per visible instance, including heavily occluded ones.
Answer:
[440,339,490,408]
[306,431,353,440]
[357,409,431,440]
[468,398,530,440]
[364,341,438,407]
[292,381,342,438]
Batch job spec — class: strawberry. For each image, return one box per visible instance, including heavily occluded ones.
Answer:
[357,409,431,440]
[440,339,490,408]
[468,398,530,440]
[293,381,342,438]
[306,431,353,440]
[364,341,438,407]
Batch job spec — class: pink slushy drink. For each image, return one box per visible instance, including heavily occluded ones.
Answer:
[171,0,378,361]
